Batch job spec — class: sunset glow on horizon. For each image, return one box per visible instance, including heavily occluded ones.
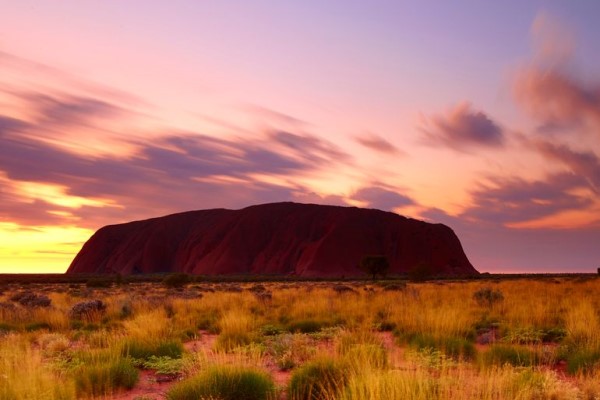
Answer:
[1,1,600,273]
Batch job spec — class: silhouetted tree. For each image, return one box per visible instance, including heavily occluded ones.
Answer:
[359,255,390,280]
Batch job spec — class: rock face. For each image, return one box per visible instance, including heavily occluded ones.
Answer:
[67,202,478,277]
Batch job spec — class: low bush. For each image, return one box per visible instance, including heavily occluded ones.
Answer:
[86,278,113,288]
[162,273,191,288]
[133,355,186,375]
[122,338,184,360]
[332,285,355,294]
[25,322,52,332]
[10,292,51,308]
[69,299,106,321]
[260,324,285,336]
[381,282,406,291]
[399,332,476,360]
[287,320,326,334]
[288,357,349,400]
[407,262,434,282]
[167,364,275,400]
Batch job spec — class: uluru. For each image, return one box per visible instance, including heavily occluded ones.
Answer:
[66,202,478,277]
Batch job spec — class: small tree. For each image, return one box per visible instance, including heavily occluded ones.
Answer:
[359,255,390,280]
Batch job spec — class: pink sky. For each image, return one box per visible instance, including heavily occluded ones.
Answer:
[1,1,599,273]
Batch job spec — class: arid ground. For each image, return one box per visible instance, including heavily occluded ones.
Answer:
[1,276,600,399]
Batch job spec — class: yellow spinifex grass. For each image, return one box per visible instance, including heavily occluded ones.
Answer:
[0,334,76,400]
[564,299,600,348]
[341,365,582,400]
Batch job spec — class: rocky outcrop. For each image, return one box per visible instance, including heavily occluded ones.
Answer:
[67,202,478,277]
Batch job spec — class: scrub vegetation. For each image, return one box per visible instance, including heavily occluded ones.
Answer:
[0,276,599,399]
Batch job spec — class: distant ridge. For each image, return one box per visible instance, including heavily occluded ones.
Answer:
[67,202,478,277]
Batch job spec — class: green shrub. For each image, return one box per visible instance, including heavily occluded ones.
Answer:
[400,332,476,360]
[287,320,326,334]
[25,322,52,332]
[0,322,17,333]
[167,364,275,400]
[122,339,184,360]
[133,355,186,375]
[73,358,139,397]
[288,357,349,400]
[260,324,285,336]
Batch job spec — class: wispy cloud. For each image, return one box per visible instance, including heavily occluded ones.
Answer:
[351,186,415,211]
[514,67,600,134]
[530,140,600,192]
[354,133,401,154]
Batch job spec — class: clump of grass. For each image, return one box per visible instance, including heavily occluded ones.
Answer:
[288,357,349,400]
[265,333,315,370]
[565,349,600,375]
[339,369,437,400]
[473,287,504,307]
[215,310,255,352]
[166,364,275,400]
[73,357,138,397]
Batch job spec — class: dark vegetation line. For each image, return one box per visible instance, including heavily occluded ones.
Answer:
[0,272,597,285]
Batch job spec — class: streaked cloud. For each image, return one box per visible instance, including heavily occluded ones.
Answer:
[462,173,592,226]
[0,85,354,229]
